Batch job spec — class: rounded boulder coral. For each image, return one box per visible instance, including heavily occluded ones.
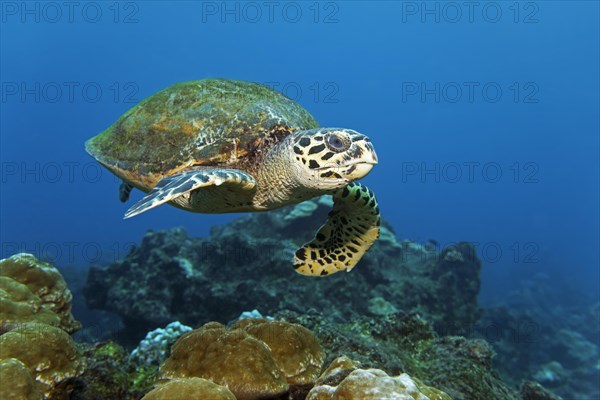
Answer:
[307,359,452,400]
[142,378,236,400]
[0,253,80,333]
[159,322,288,400]
[232,318,325,386]
[0,322,85,399]
[0,358,42,400]
[0,276,62,332]
[159,319,325,400]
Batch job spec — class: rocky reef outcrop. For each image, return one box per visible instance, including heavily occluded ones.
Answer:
[79,197,578,399]
[84,197,482,344]
[77,313,529,400]
[474,303,599,400]
[277,310,520,400]
[1,251,568,400]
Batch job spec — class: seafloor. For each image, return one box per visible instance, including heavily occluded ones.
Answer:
[1,197,598,399]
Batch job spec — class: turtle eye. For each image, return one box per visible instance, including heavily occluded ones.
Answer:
[325,133,350,153]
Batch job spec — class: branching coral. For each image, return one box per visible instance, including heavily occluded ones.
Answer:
[130,321,192,366]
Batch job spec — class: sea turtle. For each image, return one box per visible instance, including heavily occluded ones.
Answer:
[86,78,380,277]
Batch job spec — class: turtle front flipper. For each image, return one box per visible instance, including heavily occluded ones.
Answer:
[124,169,256,219]
[293,182,380,276]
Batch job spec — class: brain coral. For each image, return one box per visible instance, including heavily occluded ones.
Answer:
[142,378,236,400]
[0,253,80,333]
[159,319,325,400]
[0,322,85,399]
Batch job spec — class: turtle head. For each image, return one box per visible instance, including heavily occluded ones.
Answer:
[290,128,378,191]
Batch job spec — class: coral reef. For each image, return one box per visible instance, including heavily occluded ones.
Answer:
[231,309,274,324]
[0,255,88,398]
[71,340,157,400]
[129,321,192,366]
[72,341,134,400]
[519,381,563,400]
[0,253,80,334]
[0,358,43,400]
[79,199,575,399]
[312,355,359,387]
[0,249,565,400]
[84,197,482,343]
[475,303,598,399]
[161,322,288,399]
[0,275,63,331]
[158,319,325,400]
[426,243,481,335]
[0,322,85,399]
[0,197,576,399]
[277,310,521,400]
[142,378,236,400]
[232,318,325,386]
[306,365,451,400]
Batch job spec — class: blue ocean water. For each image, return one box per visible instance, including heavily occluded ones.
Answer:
[1,1,598,317]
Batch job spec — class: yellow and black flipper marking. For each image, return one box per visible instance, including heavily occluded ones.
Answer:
[293,182,380,276]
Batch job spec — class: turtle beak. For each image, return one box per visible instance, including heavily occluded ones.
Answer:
[345,141,378,180]
[346,162,375,180]
[364,141,378,165]
[354,139,378,166]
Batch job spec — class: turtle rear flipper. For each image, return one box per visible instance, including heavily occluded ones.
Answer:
[293,182,380,276]
[124,169,256,219]
[119,181,134,202]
